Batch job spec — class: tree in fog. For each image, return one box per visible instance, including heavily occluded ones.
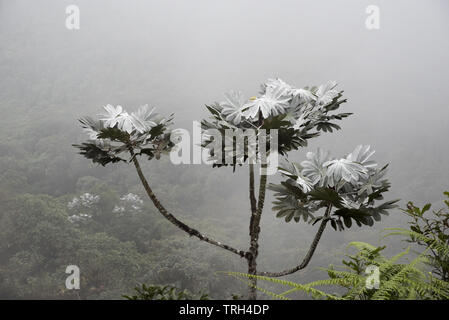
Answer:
[74,78,397,299]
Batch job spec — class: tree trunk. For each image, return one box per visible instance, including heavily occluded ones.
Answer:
[247,163,268,299]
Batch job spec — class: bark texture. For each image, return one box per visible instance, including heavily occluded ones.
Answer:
[247,164,268,299]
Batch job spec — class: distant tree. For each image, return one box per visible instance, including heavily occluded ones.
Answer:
[0,194,152,299]
[74,78,397,299]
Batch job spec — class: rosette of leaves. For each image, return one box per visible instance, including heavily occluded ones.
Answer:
[269,145,399,230]
[73,104,175,165]
[201,78,351,170]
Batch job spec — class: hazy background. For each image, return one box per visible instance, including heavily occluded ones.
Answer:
[0,0,448,299]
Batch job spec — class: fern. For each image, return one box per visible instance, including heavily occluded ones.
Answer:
[221,271,341,300]
[224,242,449,300]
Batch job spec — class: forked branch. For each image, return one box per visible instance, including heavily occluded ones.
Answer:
[257,204,333,277]
[129,148,246,258]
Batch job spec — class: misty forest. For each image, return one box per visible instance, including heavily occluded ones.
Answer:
[1,1,448,300]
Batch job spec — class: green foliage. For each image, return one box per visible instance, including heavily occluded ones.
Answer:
[387,192,449,281]
[123,284,209,300]
[73,105,175,166]
[268,147,399,230]
[226,242,449,300]
[201,79,350,170]
[223,271,341,300]
[0,190,243,299]
[74,141,127,167]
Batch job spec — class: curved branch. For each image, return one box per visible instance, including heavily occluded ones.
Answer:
[257,204,333,277]
[129,149,246,258]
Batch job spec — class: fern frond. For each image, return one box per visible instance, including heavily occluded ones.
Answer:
[228,273,290,300]
[223,271,340,300]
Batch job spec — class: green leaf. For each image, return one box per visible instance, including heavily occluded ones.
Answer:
[422,203,431,214]
[97,127,130,142]
[308,187,344,208]
[343,216,352,228]
[330,219,337,231]
[73,143,126,166]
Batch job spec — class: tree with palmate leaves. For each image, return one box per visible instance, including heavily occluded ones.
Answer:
[74,78,383,299]
[252,145,399,279]
[201,78,353,298]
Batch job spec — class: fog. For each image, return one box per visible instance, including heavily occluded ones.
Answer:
[0,0,448,299]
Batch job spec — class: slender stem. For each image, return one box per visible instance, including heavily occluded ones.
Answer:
[249,164,257,216]
[248,163,268,299]
[248,163,257,299]
[257,204,333,277]
[129,148,246,258]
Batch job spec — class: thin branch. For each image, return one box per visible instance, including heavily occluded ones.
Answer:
[248,164,268,250]
[257,204,333,277]
[129,148,247,258]
[249,164,257,214]
[248,163,257,229]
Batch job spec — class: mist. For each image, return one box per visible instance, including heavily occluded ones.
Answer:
[0,0,448,300]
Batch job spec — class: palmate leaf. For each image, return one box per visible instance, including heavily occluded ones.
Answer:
[332,199,400,230]
[308,187,344,208]
[243,85,291,119]
[270,145,396,230]
[367,184,390,203]
[137,148,155,160]
[219,91,248,125]
[260,114,291,129]
[268,181,308,202]
[371,199,400,215]
[315,122,341,133]
[278,128,309,155]
[200,80,352,172]
[261,115,311,155]
[323,95,347,112]
[272,197,314,223]
[205,104,222,118]
[269,181,316,222]
[97,127,130,142]
[76,105,174,166]
[333,207,373,229]
[79,116,103,132]
[134,134,175,161]
[326,112,353,121]
[148,123,167,138]
[73,142,126,166]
